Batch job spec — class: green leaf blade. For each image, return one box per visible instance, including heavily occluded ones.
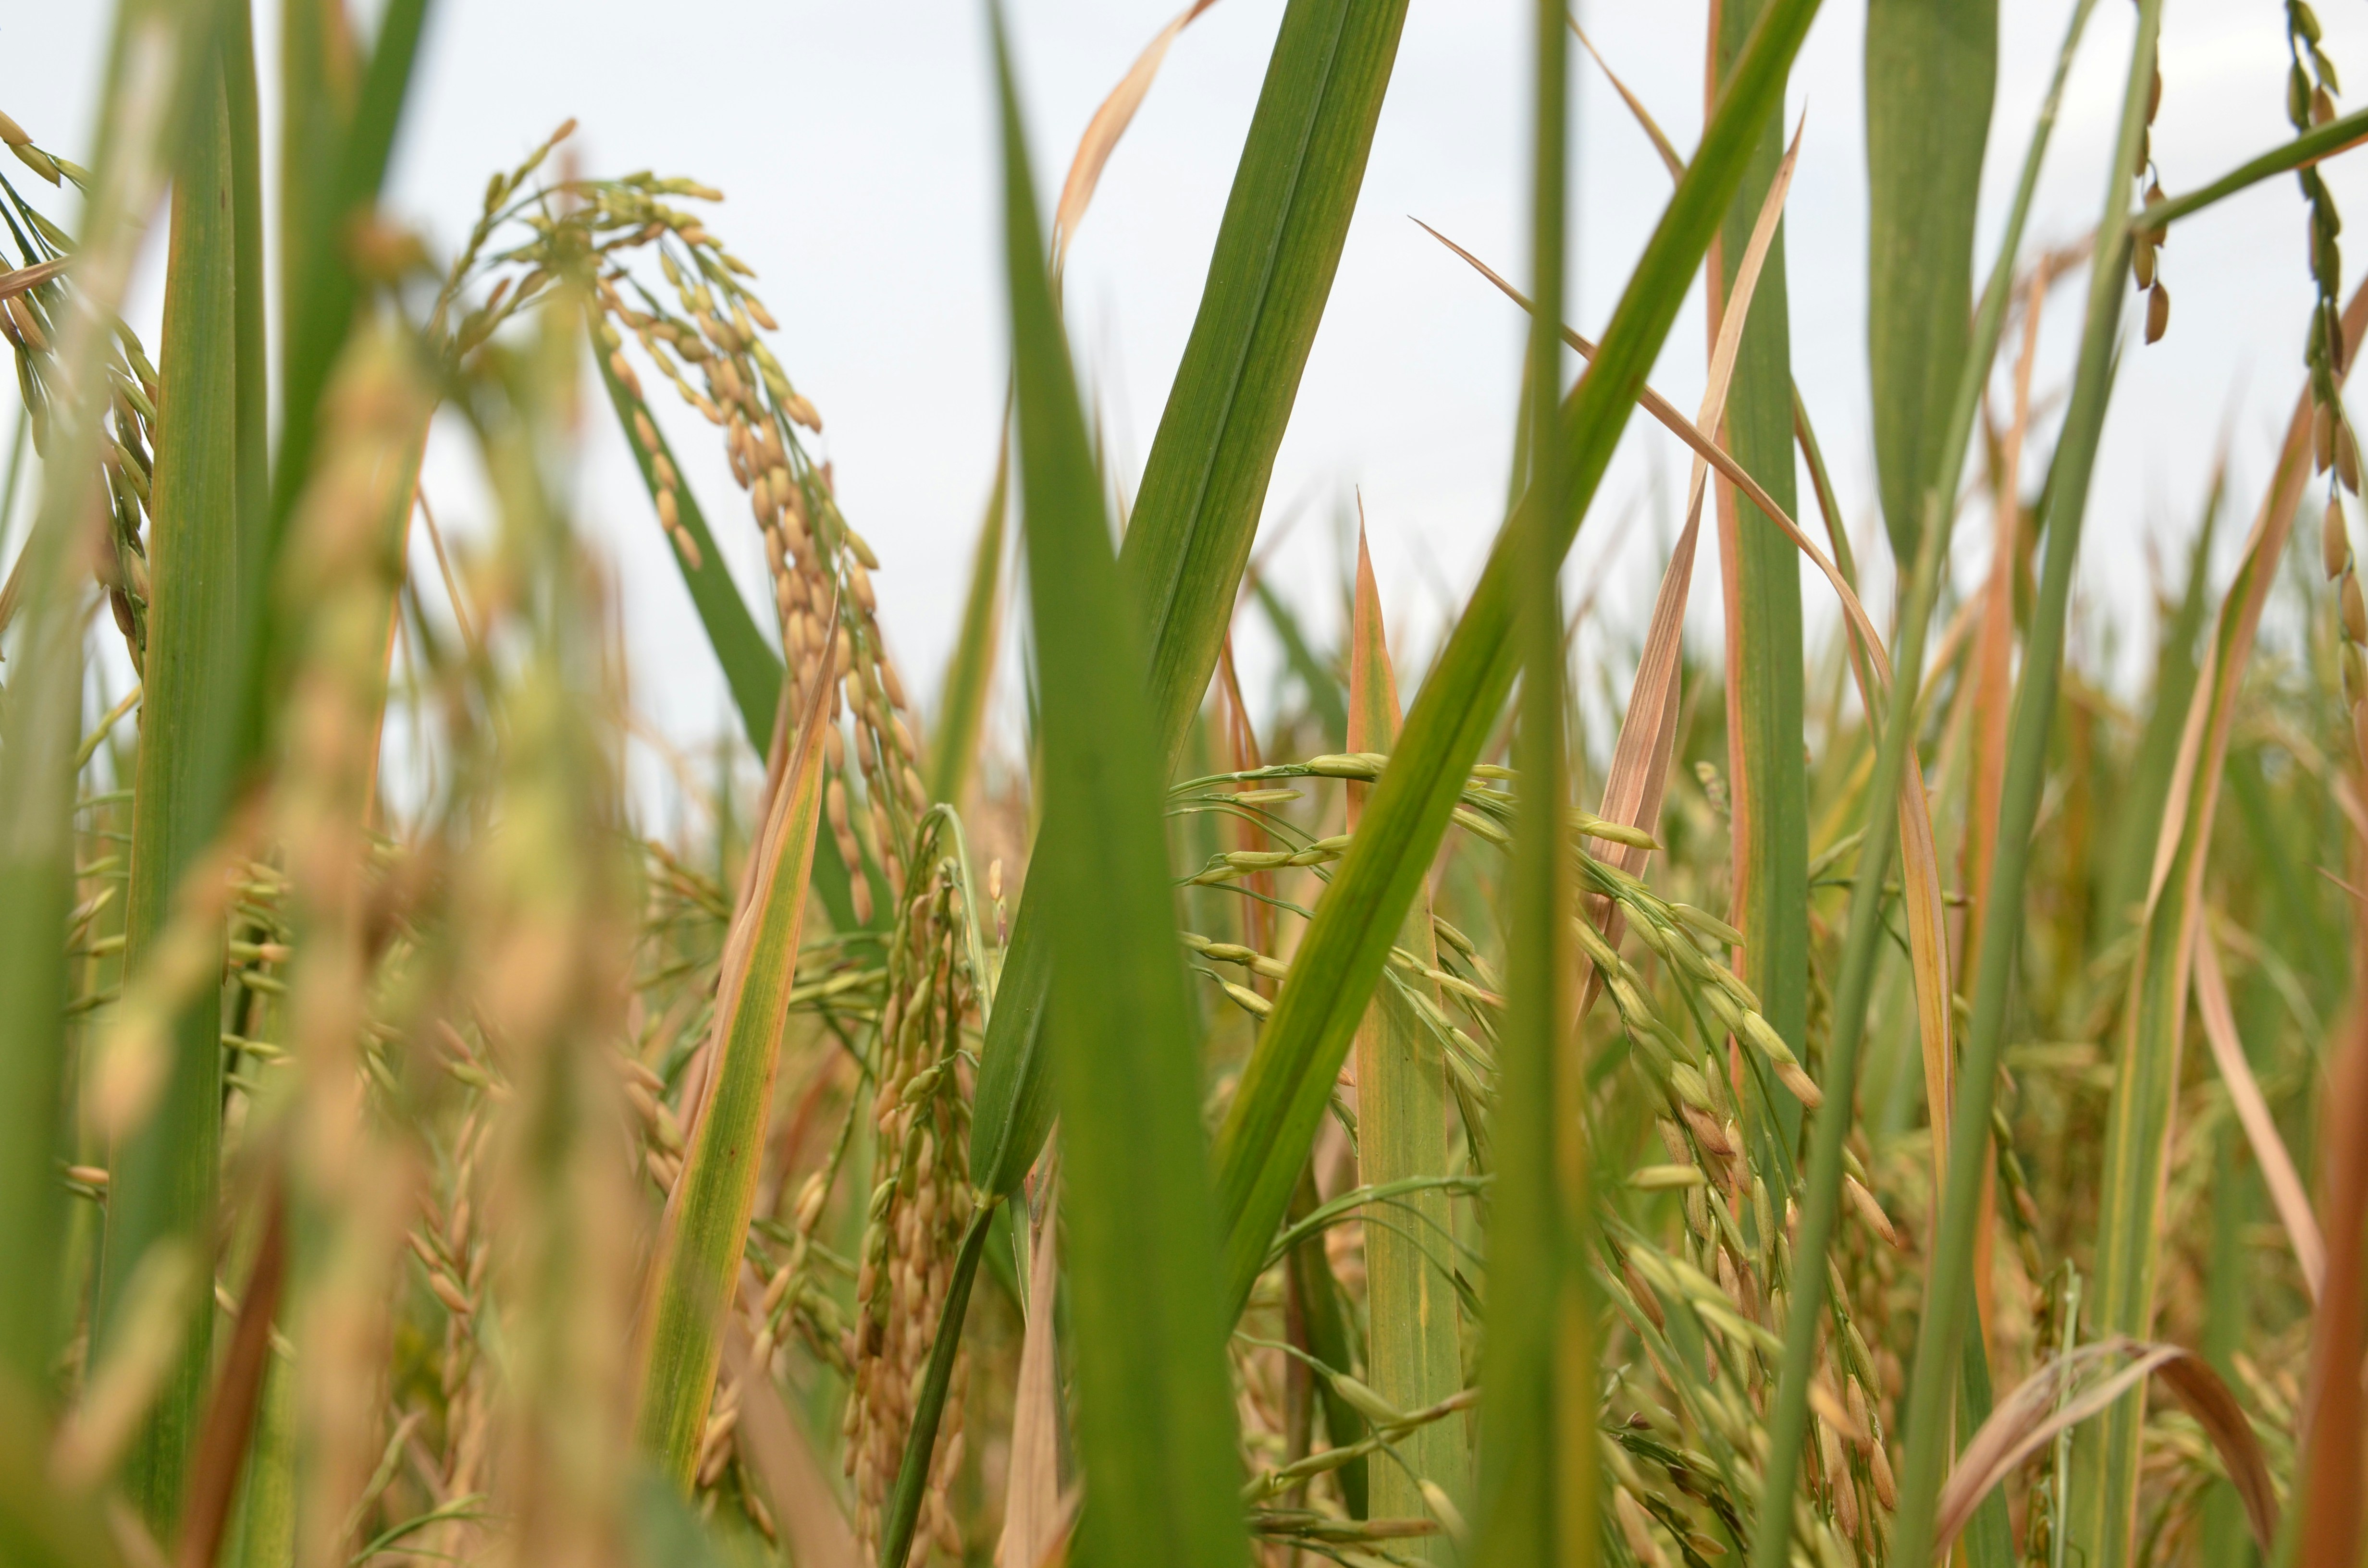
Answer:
[970,0,1416,1203]
[104,13,271,1526]
[1865,0,1996,563]
[635,663,833,1487]
[994,18,1248,1568]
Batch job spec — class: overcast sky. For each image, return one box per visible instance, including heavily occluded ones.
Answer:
[10,0,2368,788]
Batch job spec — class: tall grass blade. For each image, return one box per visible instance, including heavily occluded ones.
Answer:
[1887,3,2164,1561]
[278,0,359,348]
[0,0,228,1446]
[636,647,834,1487]
[928,430,1007,805]
[267,0,429,540]
[1760,4,2096,1560]
[1207,0,1824,1321]
[970,0,1416,1203]
[0,449,81,1414]
[1473,0,1583,1557]
[2070,278,2368,1568]
[991,16,1247,1567]
[1346,533,1459,1540]
[1865,0,1995,563]
[105,6,269,1526]
[240,0,430,758]
[1709,0,1807,1164]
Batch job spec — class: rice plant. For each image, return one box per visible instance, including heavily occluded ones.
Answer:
[2,1,2365,1567]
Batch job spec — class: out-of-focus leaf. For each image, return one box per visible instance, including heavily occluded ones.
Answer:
[105,7,270,1524]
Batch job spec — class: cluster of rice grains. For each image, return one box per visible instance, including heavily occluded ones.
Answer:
[1567,827,1904,1568]
[844,819,986,1562]
[2274,10,2368,718]
[555,179,929,929]
[0,111,157,668]
[490,165,987,1542]
[1167,755,1905,1566]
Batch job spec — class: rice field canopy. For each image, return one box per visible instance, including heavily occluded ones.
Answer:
[2,1,2368,1567]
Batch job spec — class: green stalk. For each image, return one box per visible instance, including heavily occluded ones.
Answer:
[0,419,81,1415]
[1888,4,2158,1563]
[279,0,359,355]
[969,0,1416,1202]
[2094,477,2220,948]
[103,4,268,1527]
[0,0,224,1448]
[1207,0,1826,1323]
[1473,0,1582,1558]
[1751,3,2094,1560]
[2137,102,2368,233]
[989,15,1248,1566]
[928,427,1008,806]
[1713,0,1808,1168]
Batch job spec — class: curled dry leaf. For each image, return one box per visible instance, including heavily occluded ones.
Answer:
[1935,1338,2277,1561]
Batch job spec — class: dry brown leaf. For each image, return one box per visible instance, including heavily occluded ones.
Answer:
[2154,1349,2281,1557]
[2299,983,2368,1568]
[2193,921,2325,1298]
[1570,20,1685,181]
[999,1168,1066,1568]
[1563,117,1801,1022]
[1936,1338,2279,1561]
[1051,0,1223,269]
[723,1304,857,1568]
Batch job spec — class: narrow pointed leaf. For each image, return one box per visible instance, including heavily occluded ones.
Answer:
[636,651,834,1486]
[971,0,1417,1202]
[1865,0,1995,563]
[103,12,271,1524]
[1346,531,1459,1541]
[992,19,1247,1568]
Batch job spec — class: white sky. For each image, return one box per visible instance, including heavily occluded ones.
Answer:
[9,0,2368,792]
